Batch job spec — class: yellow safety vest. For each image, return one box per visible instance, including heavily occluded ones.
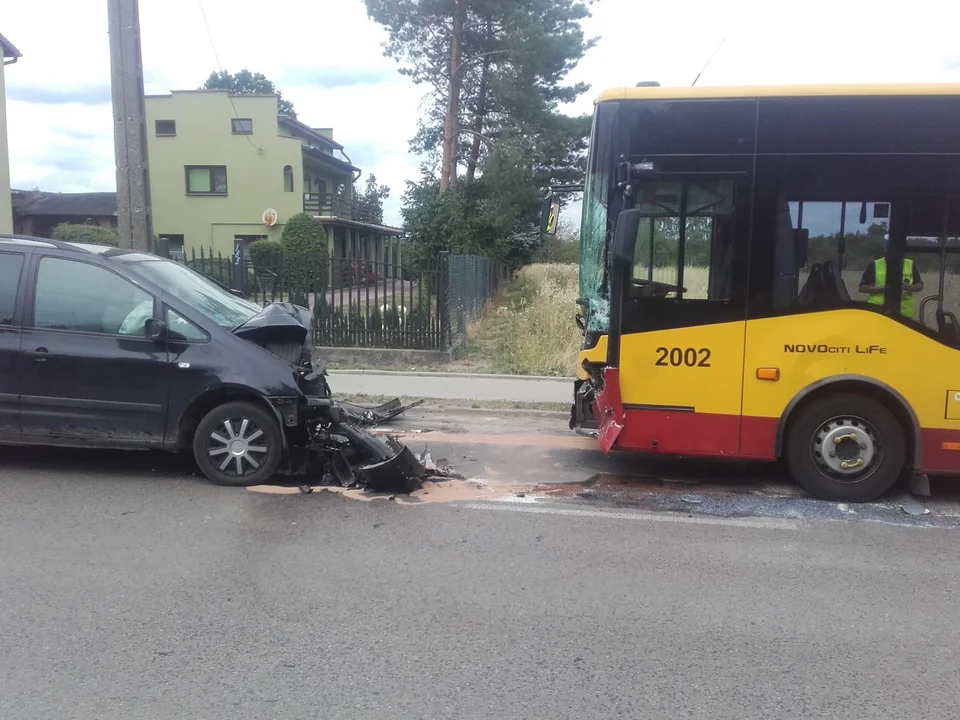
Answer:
[867,257,914,318]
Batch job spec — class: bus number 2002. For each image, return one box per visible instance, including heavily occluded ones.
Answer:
[655,347,712,367]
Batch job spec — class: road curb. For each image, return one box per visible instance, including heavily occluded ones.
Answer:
[408,404,570,418]
[328,369,575,383]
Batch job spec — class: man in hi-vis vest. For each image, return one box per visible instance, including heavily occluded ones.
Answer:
[858,245,923,318]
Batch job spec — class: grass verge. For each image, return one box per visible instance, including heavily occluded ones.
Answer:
[327,263,582,377]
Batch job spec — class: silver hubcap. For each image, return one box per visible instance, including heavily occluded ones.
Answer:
[207,418,269,476]
[812,415,879,481]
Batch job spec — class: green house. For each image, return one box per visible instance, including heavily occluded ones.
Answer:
[0,31,21,235]
[144,90,402,272]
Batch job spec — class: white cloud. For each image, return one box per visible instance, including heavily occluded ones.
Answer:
[4,0,960,229]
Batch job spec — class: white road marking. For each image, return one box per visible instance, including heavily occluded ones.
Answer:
[458,500,801,530]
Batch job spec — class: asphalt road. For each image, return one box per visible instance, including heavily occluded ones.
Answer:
[2,411,960,719]
[327,370,573,403]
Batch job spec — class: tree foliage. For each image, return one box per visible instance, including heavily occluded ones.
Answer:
[358,174,391,224]
[400,135,549,270]
[536,217,580,264]
[202,69,296,118]
[365,0,597,267]
[51,223,119,247]
[366,0,595,189]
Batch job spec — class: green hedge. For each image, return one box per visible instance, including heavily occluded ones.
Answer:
[51,223,119,247]
[281,213,329,303]
[248,239,284,274]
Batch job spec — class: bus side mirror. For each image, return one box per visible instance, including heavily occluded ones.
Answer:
[794,228,810,268]
[540,195,560,236]
[612,209,642,266]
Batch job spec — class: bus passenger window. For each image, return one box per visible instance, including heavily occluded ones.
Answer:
[777,200,890,311]
[907,194,960,342]
[631,180,735,301]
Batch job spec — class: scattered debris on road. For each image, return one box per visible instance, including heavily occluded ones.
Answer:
[900,500,930,516]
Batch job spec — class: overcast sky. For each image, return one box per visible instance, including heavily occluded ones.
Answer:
[4,0,960,228]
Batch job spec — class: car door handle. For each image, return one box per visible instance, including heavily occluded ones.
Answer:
[25,347,49,362]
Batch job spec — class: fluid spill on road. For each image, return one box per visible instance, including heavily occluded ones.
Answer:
[248,477,537,505]
[377,430,600,451]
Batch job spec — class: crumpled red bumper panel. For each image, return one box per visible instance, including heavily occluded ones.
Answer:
[594,367,624,453]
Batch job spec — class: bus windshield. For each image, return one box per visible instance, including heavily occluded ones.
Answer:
[579,105,616,333]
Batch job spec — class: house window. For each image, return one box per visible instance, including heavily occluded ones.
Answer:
[186,166,228,195]
[317,180,327,194]
[155,120,176,136]
[231,118,253,134]
[283,165,294,193]
[157,234,185,261]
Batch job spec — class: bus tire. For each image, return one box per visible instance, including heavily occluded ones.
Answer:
[784,393,905,503]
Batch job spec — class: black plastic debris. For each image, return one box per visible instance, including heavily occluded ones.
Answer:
[338,398,425,426]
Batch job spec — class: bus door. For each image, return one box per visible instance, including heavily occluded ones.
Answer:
[602,173,752,456]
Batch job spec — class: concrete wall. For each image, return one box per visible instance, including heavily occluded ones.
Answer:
[145,91,305,256]
[0,60,13,234]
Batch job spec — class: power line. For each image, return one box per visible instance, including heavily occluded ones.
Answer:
[196,0,223,71]
[692,37,726,87]
[196,0,260,152]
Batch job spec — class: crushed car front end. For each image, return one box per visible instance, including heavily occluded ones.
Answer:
[232,302,426,492]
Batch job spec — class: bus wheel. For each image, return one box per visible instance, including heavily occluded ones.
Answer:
[785,393,905,502]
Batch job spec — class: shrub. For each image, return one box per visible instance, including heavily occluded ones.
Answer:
[248,239,284,274]
[280,213,329,302]
[536,236,580,265]
[51,223,119,247]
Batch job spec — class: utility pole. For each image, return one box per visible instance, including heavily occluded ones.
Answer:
[107,0,153,251]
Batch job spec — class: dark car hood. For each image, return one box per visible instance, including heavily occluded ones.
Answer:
[232,302,311,345]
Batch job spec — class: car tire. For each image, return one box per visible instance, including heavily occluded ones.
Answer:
[784,393,906,502]
[193,401,283,487]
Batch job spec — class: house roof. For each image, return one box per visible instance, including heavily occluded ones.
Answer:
[278,114,345,150]
[11,190,117,218]
[302,144,360,175]
[316,216,403,236]
[0,32,20,60]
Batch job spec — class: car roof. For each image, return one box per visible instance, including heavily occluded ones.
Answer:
[0,233,156,261]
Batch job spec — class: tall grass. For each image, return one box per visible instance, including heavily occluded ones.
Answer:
[481,262,960,376]
[491,263,581,376]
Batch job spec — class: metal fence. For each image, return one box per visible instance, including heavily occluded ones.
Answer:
[179,249,503,351]
[444,254,504,348]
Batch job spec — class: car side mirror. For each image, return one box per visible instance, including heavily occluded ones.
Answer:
[145,318,167,340]
[612,209,642,266]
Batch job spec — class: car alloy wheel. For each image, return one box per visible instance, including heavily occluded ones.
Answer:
[207,417,270,477]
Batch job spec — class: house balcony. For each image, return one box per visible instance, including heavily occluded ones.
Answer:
[303,193,381,225]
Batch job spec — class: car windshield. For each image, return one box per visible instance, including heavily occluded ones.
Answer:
[127,258,261,328]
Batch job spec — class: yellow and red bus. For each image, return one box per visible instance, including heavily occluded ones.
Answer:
[563,82,960,501]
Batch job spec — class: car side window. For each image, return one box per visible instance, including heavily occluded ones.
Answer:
[166,308,209,342]
[0,252,25,325]
[33,257,154,336]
